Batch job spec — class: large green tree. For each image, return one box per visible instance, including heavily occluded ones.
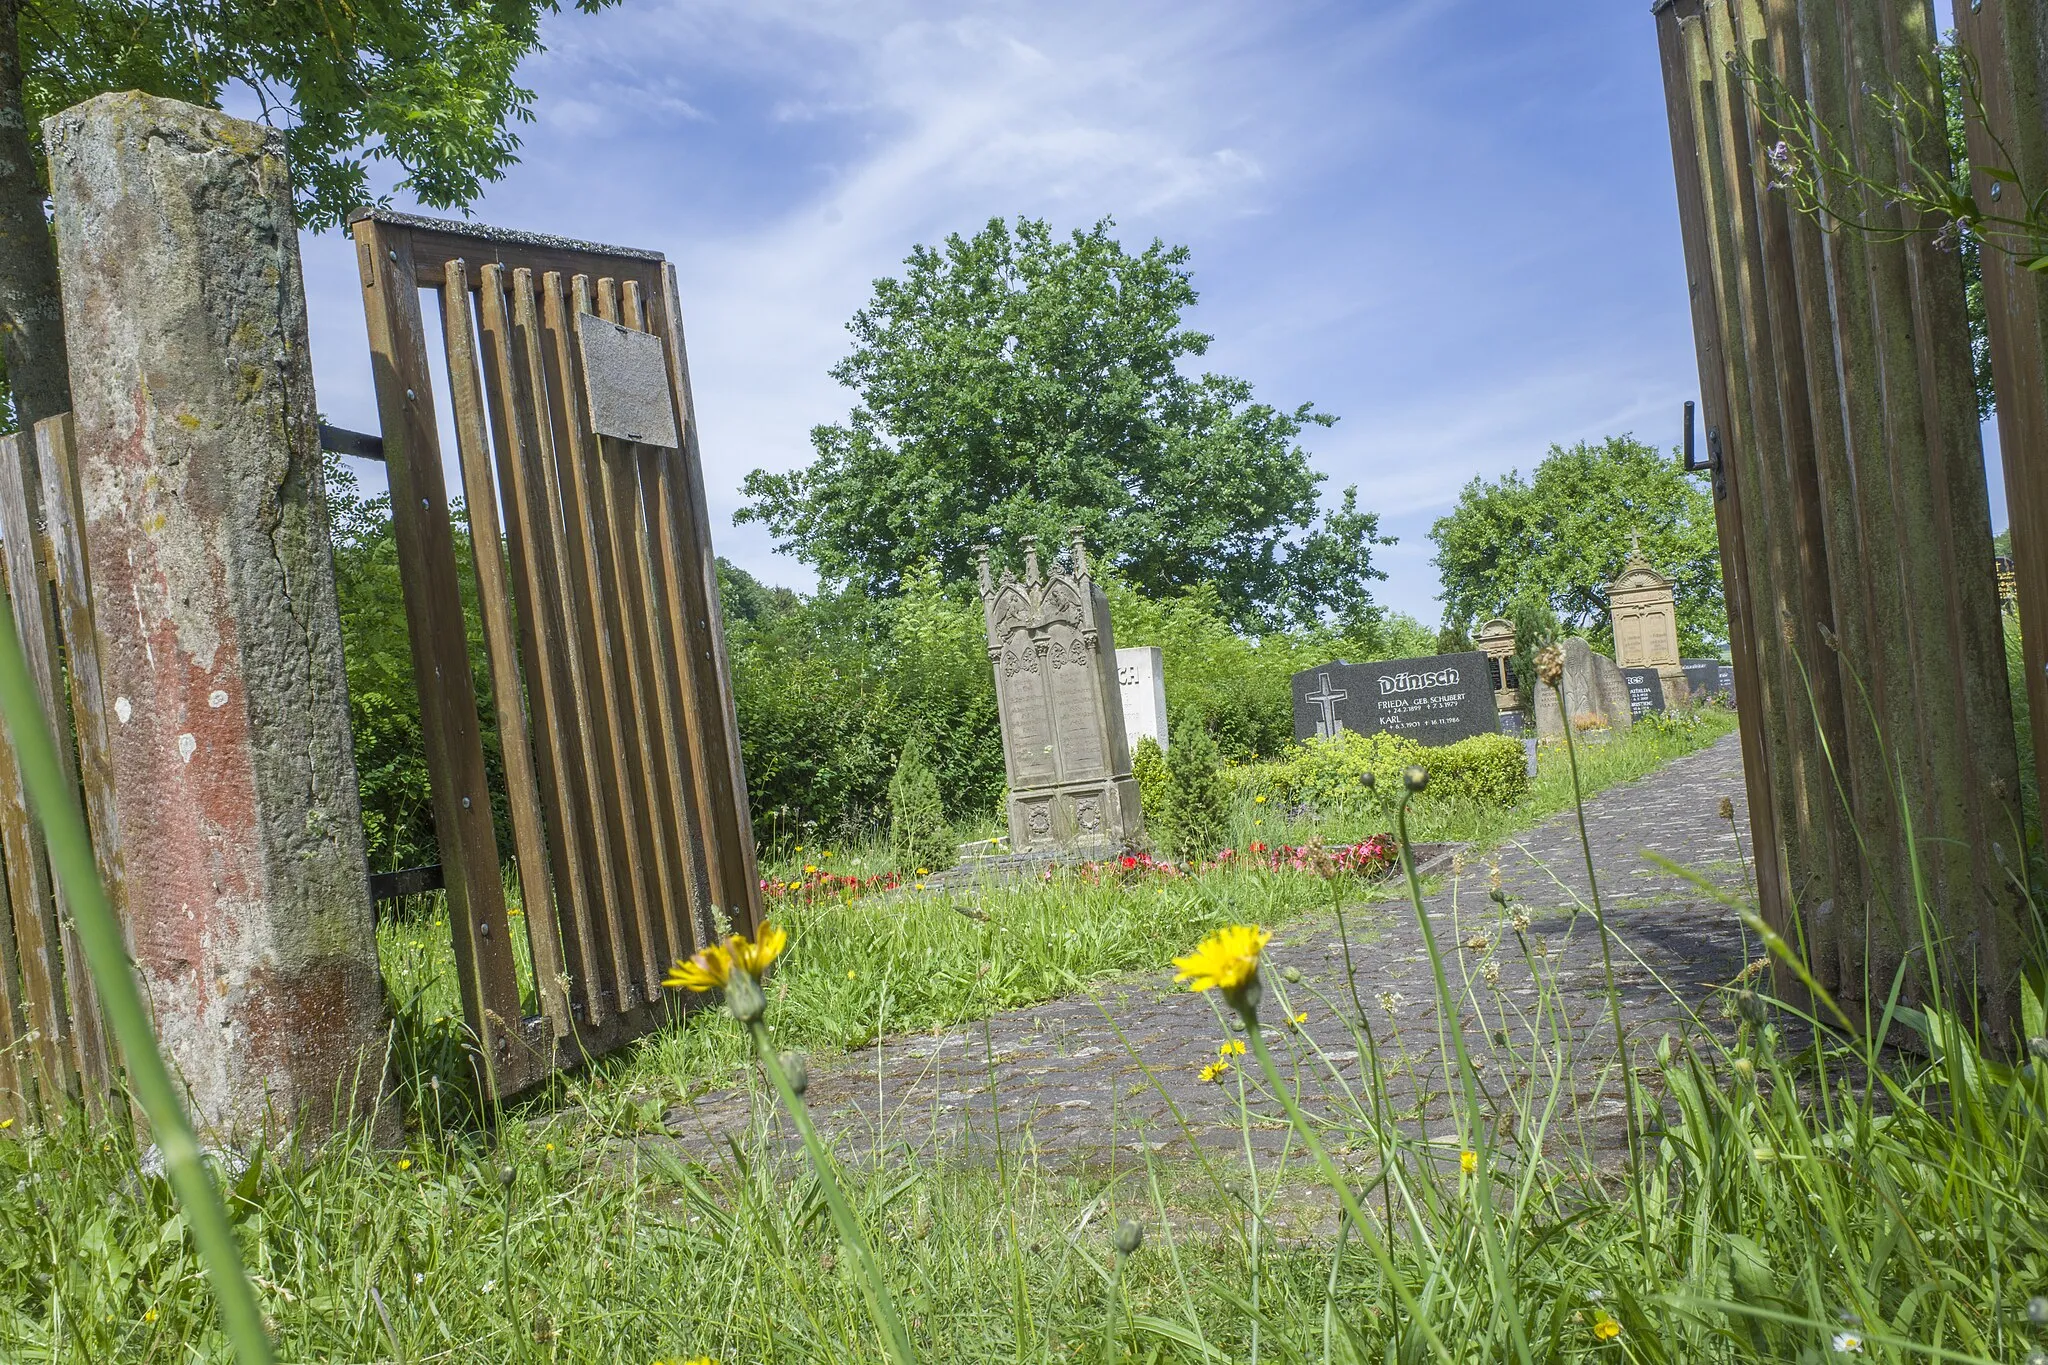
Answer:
[0,0,614,431]
[738,216,1392,635]
[1430,435,1725,656]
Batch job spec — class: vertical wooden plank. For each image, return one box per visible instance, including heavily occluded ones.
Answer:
[1651,0,1790,947]
[0,465,72,1111]
[538,270,654,1010]
[620,280,712,951]
[0,754,25,1125]
[30,415,122,1111]
[439,260,570,1034]
[588,279,693,968]
[0,428,111,1108]
[1954,0,2048,873]
[352,221,521,1086]
[476,265,603,1032]
[650,262,764,932]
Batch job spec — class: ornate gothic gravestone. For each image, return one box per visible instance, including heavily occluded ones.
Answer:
[1290,652,1497,745]
[978,534,1143,854]
[1622,667,1667,720]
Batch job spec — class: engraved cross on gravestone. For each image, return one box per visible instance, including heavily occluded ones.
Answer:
[1306,671,1349,738]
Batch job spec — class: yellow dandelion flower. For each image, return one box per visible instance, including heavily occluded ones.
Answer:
[664,924,788,992]
[822,850,833,858]
[1592,1312,1621,1342]
[1291,1011,1308,1026]
[804,864,817,875]
[1460,1149,1478,1174]
[795,845,803,853]
[1219,1039,1246,1057]
[544,1143,554,1154]
[143,1309,158,1324]
[1199,1060,1230,1083]
[787,880,802,891]
[397,1158,412,1171]
[916,867,930,877]
[915,882,926,890]
[1173,924,1269,995]
[1254,794,1267,804]
[847,969,857,980]
[0,1117,12,1130]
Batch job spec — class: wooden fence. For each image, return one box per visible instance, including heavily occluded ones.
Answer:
[0,416,121,1125]
[1653,0,2035,1037]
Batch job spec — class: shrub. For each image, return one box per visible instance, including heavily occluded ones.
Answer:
[1130,736,1170,827]
[1157,720,1232,862]
[887,737,954,876]
[1418,731,1530,807]
[1227,729,1529,815]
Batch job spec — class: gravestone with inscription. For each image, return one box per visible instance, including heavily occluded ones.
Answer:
[1115,646,1169,751]
[1291,652,1497,746]
[978,533,1143,854]
[1622,666,1666,720]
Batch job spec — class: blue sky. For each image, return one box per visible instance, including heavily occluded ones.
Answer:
[294,0,2004,628]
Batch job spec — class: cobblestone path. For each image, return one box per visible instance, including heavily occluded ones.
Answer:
[664,732,1759,1170]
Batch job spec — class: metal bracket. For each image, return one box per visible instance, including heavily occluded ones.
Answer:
[1681,400,1727,501]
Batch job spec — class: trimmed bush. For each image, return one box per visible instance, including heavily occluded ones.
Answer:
[1419,732,1530,807]
[888,737,955,876]
[1226,728,1529,815]
[1157,722,1232,862]
[1130,736,1170,828]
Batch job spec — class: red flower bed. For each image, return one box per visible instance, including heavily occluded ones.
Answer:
[1061,835,1399,884]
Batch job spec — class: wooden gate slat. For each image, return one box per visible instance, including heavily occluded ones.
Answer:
[588,279,694,967]
[0,747,25,1124]
[476,265,603,1032]
[620,281,712,950]
[651,263,763,929]
[538,269,654,1011]
[352,219,523,1087]
[439,261,571,1037]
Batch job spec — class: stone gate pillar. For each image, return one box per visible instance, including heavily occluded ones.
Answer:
[44,93,386,1140]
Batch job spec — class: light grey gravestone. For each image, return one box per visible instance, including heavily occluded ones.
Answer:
[1291,652,1497,746]
[1534,638,1635,739]
[1115,646,1169,751]
[1622,667,1667,720]
[978,532,1143,854]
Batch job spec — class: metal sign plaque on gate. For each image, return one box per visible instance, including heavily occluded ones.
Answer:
[578,314,680,448]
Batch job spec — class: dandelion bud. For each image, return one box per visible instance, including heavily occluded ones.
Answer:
[1402,766,1428,793]
[781,1051,810,1095]
[726,971,768,1024]
[1282,965,1303,984]
[1733,1057,1755,1080]
[1357,771,1376,790]
[1535,644,1564,686]
[2029,1296,2048,1326]
[1113,1220,1144,1256]
[1737,989,1766,1024]
[498,1166,516,1189]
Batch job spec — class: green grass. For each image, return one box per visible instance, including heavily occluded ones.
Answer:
[46,704,2025,1365]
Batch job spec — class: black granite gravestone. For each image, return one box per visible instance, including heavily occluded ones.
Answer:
[1622,667,1666,720]
[1292,652,1497,746]
[1682,658,1735,702]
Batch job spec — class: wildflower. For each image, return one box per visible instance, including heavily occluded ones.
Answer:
[1254,794,1267,804]
[787,881,801,891]
[916,867,930,877]
[1831,1332,1864,1353]
[822,850,833,858]
[2029,1296,2048,1326]
[544,1143,554,1154]
[1290,1011,1308,1026]
[1173,924,1270,1014]
[1511,908,1530,934]
[0,1117,11,1131]
[1460,1149,1478,1174]
[1199,1060,1231,1083]
[1535,643,1564,686]
[666,924,786,992]
[1593,1312,1622,1342]
[144,1309,158,1324]
[1219,1039,1246,1057]
[1482,960,1501,987]
[397,1158,412,1171]
[804,865,817,875]
[915,883,926,891]
[1113,1220,1144,1255]
[1718,796,1735,821]
[847,969,857,980]
[795,845,803,853]
[481,1279,497,1294]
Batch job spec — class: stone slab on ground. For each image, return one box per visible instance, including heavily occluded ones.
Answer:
[664,734,1759,1171]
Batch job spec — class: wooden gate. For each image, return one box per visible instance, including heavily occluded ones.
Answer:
[349,211,759,1094]
[1652,0,2028,1036]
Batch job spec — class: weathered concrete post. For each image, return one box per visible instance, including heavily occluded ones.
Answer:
[43,93,386,1140]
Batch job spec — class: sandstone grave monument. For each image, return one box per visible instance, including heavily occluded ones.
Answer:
[978,534,1142,854]
[1534,638,1635,740]
[1607,534,1688,702]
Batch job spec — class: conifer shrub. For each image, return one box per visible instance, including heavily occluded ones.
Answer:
[888,736,954,876]
[1157,719,1232,862]
[1130,736,1171,827]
